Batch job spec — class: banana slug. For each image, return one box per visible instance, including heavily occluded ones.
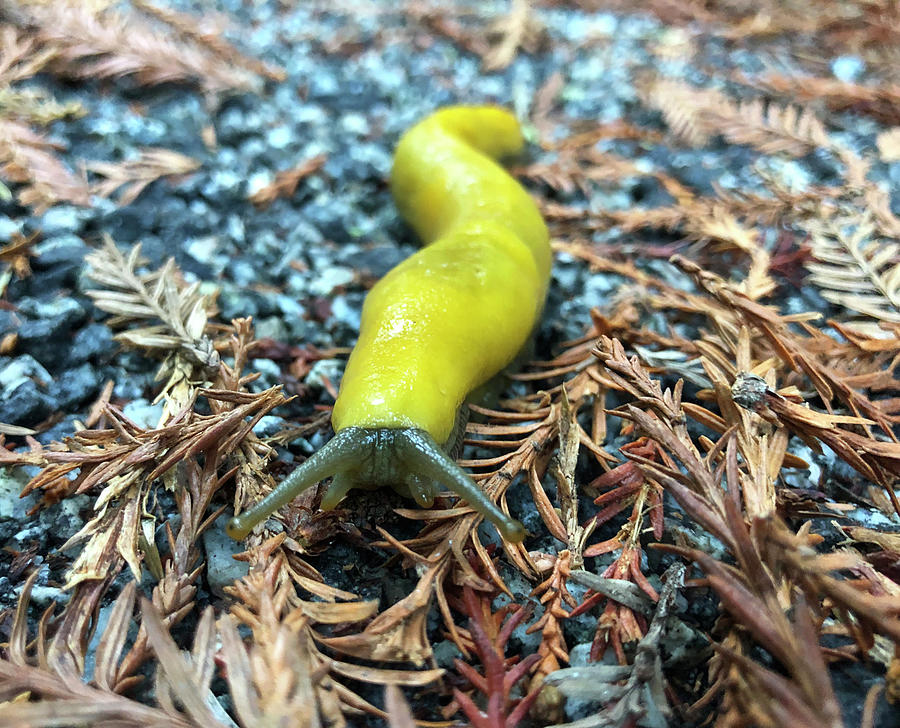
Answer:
[226,106,551,543]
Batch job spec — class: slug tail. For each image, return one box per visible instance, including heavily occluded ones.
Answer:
[429,106,525,160]
[225,429,360,540]
[400,429,526,543]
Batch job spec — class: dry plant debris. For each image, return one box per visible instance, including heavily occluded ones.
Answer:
[0,0,283,214]
[1,1,900,727]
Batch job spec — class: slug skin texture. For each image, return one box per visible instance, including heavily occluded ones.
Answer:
[332,106,551,443]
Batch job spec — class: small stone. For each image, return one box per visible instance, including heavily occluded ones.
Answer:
[0,310,19,335]
[254,315,289,341]
[122,399,165,429]
[249,357,283,389]
[202,514,251,597]
[23,584,63,606]
[18,313,83,369]
[225,215,245,244]
[48,363,101,410]
[340,113,370,136]
[305,358,343,389]
[252,415,284,437]
[16,296,85,322]
[0,215,19,242]
[68,324,115,365]
[308,266,355,296]
[432,640,464,669]
[266,125,293,149]
[330,294,362,330]
[0,355,52,391]
[568,642,592,666]
[0,467,39,520]
[37,493,90,541]
[39,206,86,235]
[203,169,244,198]
[275,294,305,320]
[35,414,81,445]
[246,171,273,198]
[186,235,227,272]
[831,55,865,82]
[1,379,55,426]
[33,234,88,268]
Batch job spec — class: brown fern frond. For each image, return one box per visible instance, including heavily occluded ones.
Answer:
[0,24,56,84]
[673,255,900,441]
[86,148,200,206]
[642,78,726,147]
[0,574,204,726]
[716,98,832,157]
[130,0,285,82]
[482,0,546,71]
[806,213,900,328]
[85,236,220,413]
[0,117,90,213]
[224,544,441,726]
[749,72,900,126]
[450,586,542,727]
[644,78,840,158]
[13,2,264,94]
[247,154,327,209]
[0,85,85,124]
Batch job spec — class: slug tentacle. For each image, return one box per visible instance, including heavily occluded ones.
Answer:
[398,429,526,543]
[224,428,362,540]
[319,472,356,511]
[226,426,527,543]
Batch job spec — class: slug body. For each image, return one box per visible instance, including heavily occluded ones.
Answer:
[227,106,551,543]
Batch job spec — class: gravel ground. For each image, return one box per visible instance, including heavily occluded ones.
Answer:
[1,1,898,726]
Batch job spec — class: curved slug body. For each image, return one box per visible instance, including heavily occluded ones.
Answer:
[227,106,550,543]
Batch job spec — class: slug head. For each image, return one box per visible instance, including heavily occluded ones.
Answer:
[225,427,525,543]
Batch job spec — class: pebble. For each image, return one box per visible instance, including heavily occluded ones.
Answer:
[831,55,865,82]
[0,215,19,242]
[254,315,289,341]
[121,398,165,429]
[0,355,52,391]
[202,514,251,597]
[249,357,283,389]
[33,234,89,268]
[1,379,55,426]
[39,206,86,235]
[308,266,355,296]
[305,358,343,389]
[0,467,39,520]
[48,363,101,410]
[68,323,115,365]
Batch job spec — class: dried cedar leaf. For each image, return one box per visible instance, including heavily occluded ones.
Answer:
[384,685,417,728]
[0,118,90,213]
[807,214,900,327]
[86,147,200,206]
[93,582,137,691]
[140,598,225,726]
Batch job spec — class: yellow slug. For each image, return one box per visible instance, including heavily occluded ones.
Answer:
[226,106,551,543]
